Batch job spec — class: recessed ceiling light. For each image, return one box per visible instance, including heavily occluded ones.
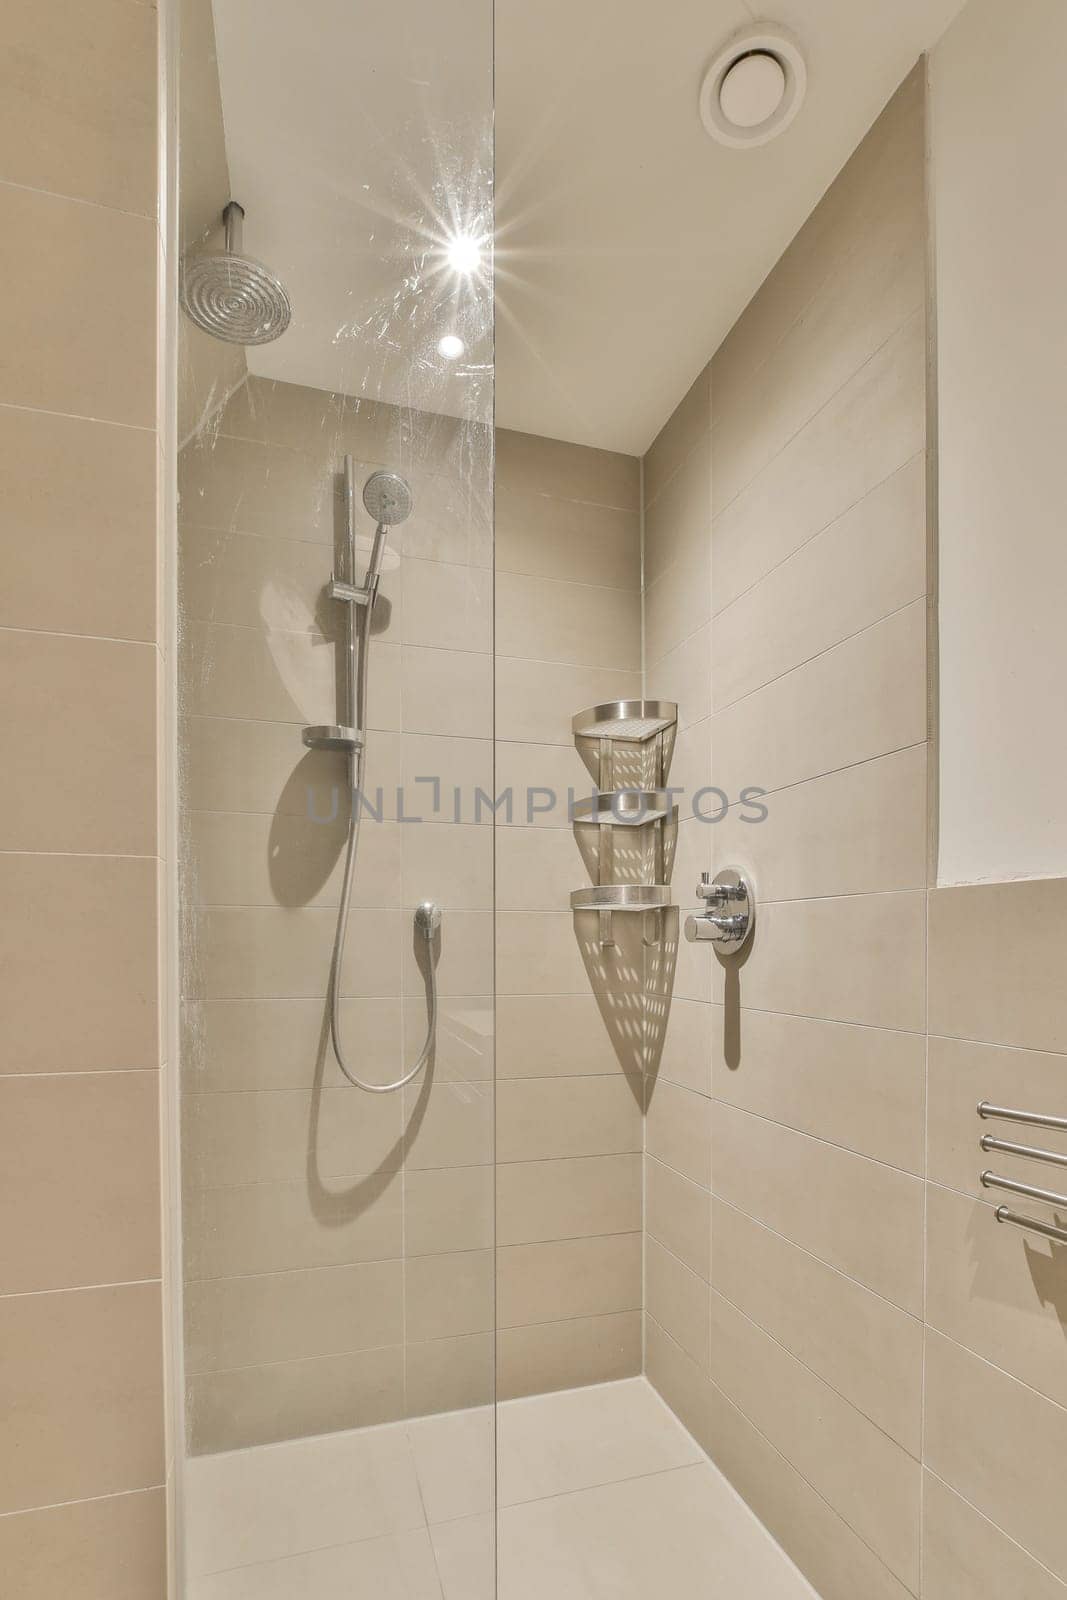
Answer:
[700,26,806,148]
[445,234,482,275]
[437,334,465,360]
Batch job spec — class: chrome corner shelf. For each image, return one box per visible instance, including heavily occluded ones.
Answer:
[570,701,678,948]
[571,699,677,742]
[570,884,672,912]
[571,790,675,827]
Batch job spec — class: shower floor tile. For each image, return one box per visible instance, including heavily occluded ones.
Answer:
[185,1376,818,1599]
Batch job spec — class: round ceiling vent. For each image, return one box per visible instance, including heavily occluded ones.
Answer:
[700,26,807,148]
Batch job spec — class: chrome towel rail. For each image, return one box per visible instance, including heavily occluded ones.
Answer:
[994,1207,1067,1245]
[979,1134,1067,1170]
[977,1100,1067,1133]
[981,1170,1067,1208]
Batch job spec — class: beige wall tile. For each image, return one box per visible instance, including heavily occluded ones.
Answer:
[711,599,927,799]
[400,731,494,820]
[644,433,711,588]
[495,911,590,995]
[401,823,493,910]
[494,741,594,827]
[0,1072,160,1293]
[646,1237,708,1366]
[498,1233,641,1327]
[924,1329,1067,1583]
[180,523,402,639]
[190,904,402,1000]
[495,826,583,913]
[495,484,640,589]
[646,1078,712,1186]
[186,809,395,910]
[180,619,355,728]
[182,1086,403,1188]
[496,429,639,509]
[497,1076,642,1163]
[183,1173,403,1279]
[400,645,493,739]
[929,879,1067,1054]
[183,996,402,1092]
[0,183,155,427]
[403,1079,493,1171]
[922,1470,1067,1600]
[926,1182,1067,1410]
[181,713,361,817]
[0,1487,166,1600]
[713,1200,923,1453]
[648,625,712,732]
[496,992,628,1077]
[496,1154,642,1246]
[402,559,491,653]
[188,1345,405,1453]
[0,1282,163,1513]
[647,994,713,1096]
[0,853,157,1073]
[711,311,925,615]
[185,1261,403,1374]
[711,168,923,517]
[405,1333,494,1418]
[712,745,927,904]
[644,538,712,665]
[405,1250,494,1341]
[496,573,640,670]
[643,364,711,506]
[0,629,156,853]
[927,1033,1067,1199]
[693,1349,916,1600]
[712,1103,924,1312]
[711,892,926,1034]
[401,908,492,998]
[0,0,156,212]
[710,64,924,409]
[496,1311,641,1400]
[645,1154,711,1279]
[495,658,640,745]
[408,996,493,1085]
[645,1315,715,1451]
[713,454,926,709]
[180,434,339,543]
[405,1166,494,1256]
[0,405,156,641]
[707,1290,921,1589]
[712,1005,925,1173]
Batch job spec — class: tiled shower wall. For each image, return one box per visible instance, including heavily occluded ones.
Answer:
[179,378,496,1449]
[0,0,166,1593]
[642,61,1067,1600]
[179,390,644,1448]
[495,429,644,1397]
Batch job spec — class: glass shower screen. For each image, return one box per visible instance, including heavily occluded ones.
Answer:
[172,0,495,1592]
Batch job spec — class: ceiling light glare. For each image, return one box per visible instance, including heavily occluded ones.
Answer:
[446,233,483,275]
[700,26,806,149]
[437,334,465,360]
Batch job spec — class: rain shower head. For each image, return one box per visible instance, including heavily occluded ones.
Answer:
[180,201,291,346]
[362,470,413,527]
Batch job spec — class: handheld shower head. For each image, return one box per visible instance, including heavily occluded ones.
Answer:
[362,471,413,527]
[180,202,291,346]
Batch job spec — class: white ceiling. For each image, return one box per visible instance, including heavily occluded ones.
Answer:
[211,0,967,455]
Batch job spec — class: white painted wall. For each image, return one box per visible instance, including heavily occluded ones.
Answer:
[931,0,1067,883]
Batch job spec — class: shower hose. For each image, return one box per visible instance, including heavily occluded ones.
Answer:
[326,602,439,1093]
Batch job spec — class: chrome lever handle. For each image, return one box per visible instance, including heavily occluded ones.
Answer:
[684,869,755,951]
